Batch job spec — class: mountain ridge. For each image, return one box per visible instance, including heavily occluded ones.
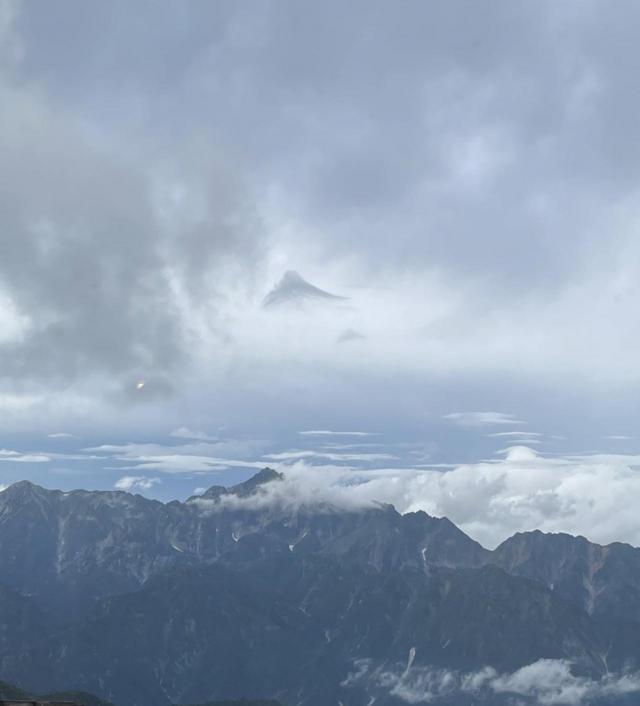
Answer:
[0,470,639,705]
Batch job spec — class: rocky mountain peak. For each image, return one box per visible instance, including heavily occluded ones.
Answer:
[228,467,283,496]
[0,480,54,504]
[189,468,284,503]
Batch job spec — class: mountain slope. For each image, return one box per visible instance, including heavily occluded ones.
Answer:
[490,529,640,621]
[0,474,486,621]
[0,472,639,705]
[5,554,610,706]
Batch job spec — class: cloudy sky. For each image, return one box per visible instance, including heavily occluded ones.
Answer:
[3,0,640,547]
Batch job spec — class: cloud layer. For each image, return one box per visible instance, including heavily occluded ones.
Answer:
[5,427,640,550]
[86,438,640,549]
[173,443,640,548]
[2,1,640,519]
[344,656,640,705]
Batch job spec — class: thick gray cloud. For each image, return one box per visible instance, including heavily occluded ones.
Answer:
[0,0,261,392]
[14,0,639,289]
[4,1,640,376]
[3,0,640,515]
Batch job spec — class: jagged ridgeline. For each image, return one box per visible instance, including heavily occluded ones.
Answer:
[0,681,277,706]
[1,470,640,705]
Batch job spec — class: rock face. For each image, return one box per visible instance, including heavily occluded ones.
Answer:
[491,529,640,621]
[0,472,638,705]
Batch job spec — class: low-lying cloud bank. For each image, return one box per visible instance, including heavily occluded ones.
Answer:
[7,436,640,550]
[344,657,640,705]
[183,444,640,549]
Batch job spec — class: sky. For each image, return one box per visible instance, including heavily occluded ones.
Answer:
[2,0,640,547]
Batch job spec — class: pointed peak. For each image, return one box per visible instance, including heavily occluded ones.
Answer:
[262,270,347,308]
[1,480,52,501]
[253,467,284,483]
[187,468,284,503]
[187,484,226,502]
[5,479,43,491]
[229,468,284,497]
[281,270,307,285]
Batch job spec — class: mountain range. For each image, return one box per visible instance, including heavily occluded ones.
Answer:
[0,469,639,705]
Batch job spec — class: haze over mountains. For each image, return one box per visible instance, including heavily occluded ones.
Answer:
[1,470,640,706]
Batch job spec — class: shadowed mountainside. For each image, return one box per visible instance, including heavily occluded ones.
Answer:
[0,471,638,705]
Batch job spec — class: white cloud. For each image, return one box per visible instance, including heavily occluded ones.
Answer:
[344,657,640,705]
[0,291,29,344]
[169,427,218,442]
[114,455,230,473]
[190,445,640,549]
[491,660,640,705]
[88,441,269,474]
[0,448,50,463]
[444,412,525,427]
[47,432,77,439]
[114,476,161,492]
[191,463,379,514]
[0,393,42,414]
[264,450,397,462]
[87,439,269,458]
[88,439,269,469]
[488,431,542,438]
[10,434,640,552]
[298,430,377,437]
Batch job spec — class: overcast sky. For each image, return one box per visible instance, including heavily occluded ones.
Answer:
[3,0,640,546]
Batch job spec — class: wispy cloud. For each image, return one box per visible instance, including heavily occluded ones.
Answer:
[113,455,230,473]
[444,412,525,427]
[89,441,268,474]
[114,476,161,492]
[487,431,542,438]
[169,427,218,442]
[298,430,377,437]
[0,449,50,463]
[264,450,397,462]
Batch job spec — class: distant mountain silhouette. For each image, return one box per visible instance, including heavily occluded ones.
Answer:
[262,270,347,307]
